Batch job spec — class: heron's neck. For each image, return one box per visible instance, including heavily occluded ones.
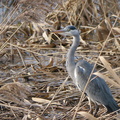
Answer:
[67,35,80,67]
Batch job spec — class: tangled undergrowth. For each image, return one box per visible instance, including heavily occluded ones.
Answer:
[0,0,120,120]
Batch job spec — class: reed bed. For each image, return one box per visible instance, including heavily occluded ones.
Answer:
[0,0,120,120]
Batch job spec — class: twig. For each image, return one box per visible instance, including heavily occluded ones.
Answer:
[41,76,69,115]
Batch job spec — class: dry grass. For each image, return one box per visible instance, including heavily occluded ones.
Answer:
[0,0,120,120]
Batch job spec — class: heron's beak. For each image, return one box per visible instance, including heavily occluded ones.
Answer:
[51,30,66,34]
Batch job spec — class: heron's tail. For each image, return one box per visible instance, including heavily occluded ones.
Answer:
[105,100,120,113]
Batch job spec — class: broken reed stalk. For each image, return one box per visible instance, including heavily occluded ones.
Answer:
[0,4,20,33]
[0,23,24,52]
[16,47,27,68]
[0,103,34,113]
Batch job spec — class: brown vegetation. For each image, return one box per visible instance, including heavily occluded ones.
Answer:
[0,0,120,119]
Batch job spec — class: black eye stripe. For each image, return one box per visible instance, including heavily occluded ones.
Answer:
[69,26,76,30]
[66,25,76,30]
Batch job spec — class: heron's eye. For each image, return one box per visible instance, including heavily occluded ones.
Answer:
[67,28,71,31]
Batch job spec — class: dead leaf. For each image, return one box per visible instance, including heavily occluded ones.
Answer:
[32,97,61,105]
[112,27,120,34]
[99,56,120,85]
[114,39,120,51]
[77,111,97,120]
[42,29,52,44]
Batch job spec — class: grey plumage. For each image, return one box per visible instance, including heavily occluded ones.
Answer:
[53,25,119,115]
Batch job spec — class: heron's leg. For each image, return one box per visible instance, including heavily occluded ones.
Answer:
[93,103,99,117]
[88,97,93,114]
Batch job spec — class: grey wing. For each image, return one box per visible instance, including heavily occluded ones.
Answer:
[76,60,95,77]
[74,60,94,91]
[74,62,90,91]
[87,76,114,105]
[74,60,114,105]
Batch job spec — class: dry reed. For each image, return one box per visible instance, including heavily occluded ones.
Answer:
[0,0,120,120]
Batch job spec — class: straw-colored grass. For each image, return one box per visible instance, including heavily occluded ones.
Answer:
[0,0,120,119]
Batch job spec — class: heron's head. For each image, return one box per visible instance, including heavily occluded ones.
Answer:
[52,25,80,36]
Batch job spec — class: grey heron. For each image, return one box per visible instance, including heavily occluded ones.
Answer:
[52,25,119,115]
